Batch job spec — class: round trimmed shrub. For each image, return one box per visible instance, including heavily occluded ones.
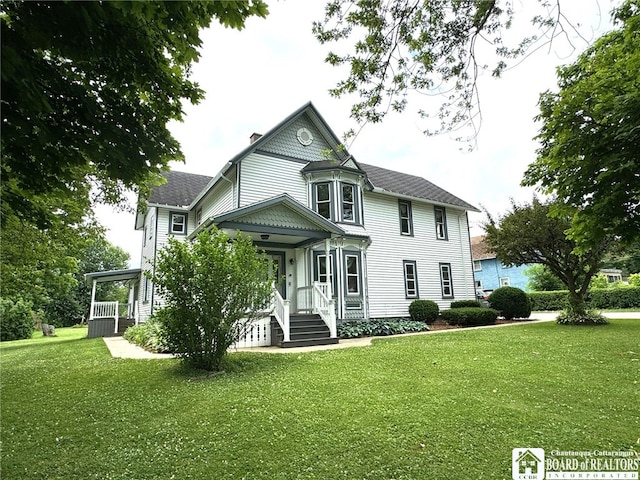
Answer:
[409,300,439,323]
[488,286,532,320]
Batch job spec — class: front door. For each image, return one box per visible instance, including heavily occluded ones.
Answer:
[267,252,286,299]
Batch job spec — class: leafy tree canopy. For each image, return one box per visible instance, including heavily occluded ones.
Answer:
[1,1,268,228]
[313,0,598,141]
[523,0,640,249]
[484,197,610,320]
[524,265,565,292]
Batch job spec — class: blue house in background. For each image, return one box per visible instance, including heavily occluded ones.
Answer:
[471,236,530,292]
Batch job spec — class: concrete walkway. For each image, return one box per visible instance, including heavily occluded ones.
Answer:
[102,312,638,359]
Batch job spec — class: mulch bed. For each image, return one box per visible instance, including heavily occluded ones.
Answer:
[428,318,535,331]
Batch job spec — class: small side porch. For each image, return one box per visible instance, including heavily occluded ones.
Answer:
[85,268,141,338]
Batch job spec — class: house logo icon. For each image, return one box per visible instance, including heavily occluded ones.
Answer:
[512,448,545,480]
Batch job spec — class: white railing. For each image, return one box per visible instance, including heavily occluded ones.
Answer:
[231,317,272,349]
[296,286,313,312]
[272,288,290,342]
[312,282,337,338]
[90,301,118,320]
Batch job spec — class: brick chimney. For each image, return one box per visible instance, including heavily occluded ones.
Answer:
[250,133,262,144]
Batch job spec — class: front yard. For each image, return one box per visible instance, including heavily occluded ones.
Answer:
[1,321,639,479]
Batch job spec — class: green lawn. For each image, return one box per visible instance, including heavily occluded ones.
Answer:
[1,322,639,479]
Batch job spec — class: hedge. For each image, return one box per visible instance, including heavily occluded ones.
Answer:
[440,308,499,327]
[528,287,640,311]
[408,300,439,323]
[450,300,482,309]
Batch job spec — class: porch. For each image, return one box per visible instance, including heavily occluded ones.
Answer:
[88,301,139,338]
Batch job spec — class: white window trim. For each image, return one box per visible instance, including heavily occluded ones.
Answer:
[399,200,413,236]
[169,212,186,235]
[345,254,360,295]
[403,260,419,299]
[439,263,454,298]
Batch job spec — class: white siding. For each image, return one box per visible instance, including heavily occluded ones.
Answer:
[198,179,235,221]
[138,207,156,321]
[239,153,308,207]
[364,192,475,317]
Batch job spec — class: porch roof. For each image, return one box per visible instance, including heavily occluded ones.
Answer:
[191,194,353,247]
[85,268,141,283]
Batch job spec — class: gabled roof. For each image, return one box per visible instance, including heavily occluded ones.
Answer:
[209,194,347,236]
[148,170,213,208]
[471,235,496,260]
[360,162,479,211]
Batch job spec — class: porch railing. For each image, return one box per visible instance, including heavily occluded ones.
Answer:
[90,301,139,333]
[272,288,290,342]
[312,282,337,338]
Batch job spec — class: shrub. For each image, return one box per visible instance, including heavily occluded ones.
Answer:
[123,317,171,353]
[587,287,640,309]
[488,286,532,320]
[528,291,568,311]
[0,298,35,341]
[408,300,439,323]
[450,300,481,309]
[629,273,640,287]
[338,319,429,339]
[152,228,274,372]
[556,310,608,325]
[440,308,498,326]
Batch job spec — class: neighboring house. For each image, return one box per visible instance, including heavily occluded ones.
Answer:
[88,102,480,346]
[471,235,529,292]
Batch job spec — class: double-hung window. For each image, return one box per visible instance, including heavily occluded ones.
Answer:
[403,261,419,298]
[345,254,360,295]
[315,183,332,220]
[399,200,413,236]
[170,213,186,235]
[341,183,356,222]
[439,263,454,298]
[435,206,448,240]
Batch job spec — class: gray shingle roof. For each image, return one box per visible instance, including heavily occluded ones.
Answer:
[359,162,479,211]
[148,170,212,207]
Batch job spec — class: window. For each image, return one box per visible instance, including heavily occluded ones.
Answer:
[435,207,447,240]
[345,254,360,295]
[439,263,454,298]
[148,216,154,240]
[499,277,510,287]
[341,183,356,222]
[196,208,203,226]
[143,277,151,303]
[473,260,482,271]
[399,200,413,236]
[403,261,419,298]
[316,254,334,287]
[315,183,332,220]
[143,226,147,247]
[170,213,186,235]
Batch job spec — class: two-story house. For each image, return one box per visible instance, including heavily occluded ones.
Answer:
[88,103,480,346]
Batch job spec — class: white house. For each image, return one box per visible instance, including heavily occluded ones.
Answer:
[88,102,480,346]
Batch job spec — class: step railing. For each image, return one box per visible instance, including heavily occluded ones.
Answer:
[272,287,290,342]
[312,282,337,338]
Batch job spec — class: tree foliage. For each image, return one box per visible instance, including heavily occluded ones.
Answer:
[1,0,268,227]
[151,229,275,372]
[484,197,610,320]
[313,0,594,140]
[524,265,565,292]
[523,0,640,250]
[0,206,129,325]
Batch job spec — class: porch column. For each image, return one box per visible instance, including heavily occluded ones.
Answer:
[89,280,97,321]
[325,238,332,297]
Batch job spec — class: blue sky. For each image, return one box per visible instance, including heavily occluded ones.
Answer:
[95,0,615,267]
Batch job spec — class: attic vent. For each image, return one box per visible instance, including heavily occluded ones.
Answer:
[296,127,313,146]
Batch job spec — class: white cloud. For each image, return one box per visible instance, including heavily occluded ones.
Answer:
[97,0,614,267]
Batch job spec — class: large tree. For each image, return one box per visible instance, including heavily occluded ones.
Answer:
[1,1,268,227]
[313,0,603,140]
[523,0,640,250]
[484,197,610,321]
